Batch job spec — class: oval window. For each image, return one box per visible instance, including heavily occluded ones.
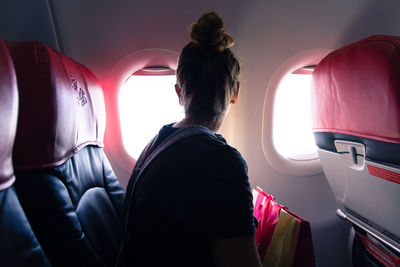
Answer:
[119,70,184,159]
[262,49,332,176]
[273,66,318,161]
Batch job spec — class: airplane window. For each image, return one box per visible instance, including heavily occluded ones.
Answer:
[119,74,184,159]
[262,49,332,176]
[273,67,318,160]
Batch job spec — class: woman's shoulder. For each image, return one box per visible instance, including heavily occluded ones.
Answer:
[159,124,248,173]
[184,132,248,173]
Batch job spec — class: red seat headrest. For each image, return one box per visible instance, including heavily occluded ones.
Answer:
[311,35,400,144]
[7,41,106,170]
[0,39,18,190]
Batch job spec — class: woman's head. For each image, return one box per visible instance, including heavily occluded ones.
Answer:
[176,11,240,125]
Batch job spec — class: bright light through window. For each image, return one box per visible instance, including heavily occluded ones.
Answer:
[119,75,184,159]
[273,72,317,160]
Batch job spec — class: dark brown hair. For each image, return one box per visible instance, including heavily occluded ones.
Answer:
[176,11,240,124]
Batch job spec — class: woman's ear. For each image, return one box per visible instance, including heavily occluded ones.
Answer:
[175,84,184,106]
[230,81,240,104]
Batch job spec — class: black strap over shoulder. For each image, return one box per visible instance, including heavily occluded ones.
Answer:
[117,125,216,266]
[130,125,215,195]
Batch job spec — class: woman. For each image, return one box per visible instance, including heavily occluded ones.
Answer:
[117,11,262,267]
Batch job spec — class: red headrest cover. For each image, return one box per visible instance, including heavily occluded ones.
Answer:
[311,35,400,144]
[0,39,18,191]
[7,41,106,170]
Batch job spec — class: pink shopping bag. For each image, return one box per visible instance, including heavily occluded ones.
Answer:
[253,187,282,260]
[253,187,316,267]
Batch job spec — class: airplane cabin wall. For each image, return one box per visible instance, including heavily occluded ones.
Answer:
[2,1,400,266]
[0,0,59,50]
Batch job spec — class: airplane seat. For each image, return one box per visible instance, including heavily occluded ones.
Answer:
[0,38,51,267]
[6,41,126,267]
[311,35,400,264]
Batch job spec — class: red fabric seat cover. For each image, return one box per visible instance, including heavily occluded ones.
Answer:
[7,41,106,170]
[311,35,400,144]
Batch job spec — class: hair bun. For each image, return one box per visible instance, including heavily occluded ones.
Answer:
[190,11,234,52]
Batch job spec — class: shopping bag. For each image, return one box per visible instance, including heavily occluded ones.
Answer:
[253,188,283,260]
[288,210,316,267]
[262,209,316,267]
[253,187,316,267]
[262,209,299,266]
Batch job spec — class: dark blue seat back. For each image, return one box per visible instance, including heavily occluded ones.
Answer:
[7,41,125,267]
[0,38,50,267]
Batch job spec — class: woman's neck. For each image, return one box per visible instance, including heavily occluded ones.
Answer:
[173,114,225,133]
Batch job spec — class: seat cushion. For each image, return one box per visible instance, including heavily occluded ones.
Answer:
[7,40,125,266]
[15,146,125,267]
[0,188,51,267]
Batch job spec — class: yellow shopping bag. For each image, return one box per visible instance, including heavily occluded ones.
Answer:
[263,209,300,266]
[263,209,315,267]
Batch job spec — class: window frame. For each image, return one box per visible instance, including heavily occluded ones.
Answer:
[261,49,332,176]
